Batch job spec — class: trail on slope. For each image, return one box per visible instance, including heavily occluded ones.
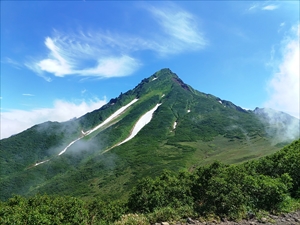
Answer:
[32,99,138,167]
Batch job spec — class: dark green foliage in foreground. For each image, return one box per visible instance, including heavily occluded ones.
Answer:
[244,139,300,198]
[128,139,300,221]
[1,139,298,224]
[0,195,89,224]
[0,195,127,225]
[128,170,194,213]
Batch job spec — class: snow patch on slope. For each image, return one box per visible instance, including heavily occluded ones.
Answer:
[173,121,177,129]
[85,98,138,135]
[34,98,139,163]
[34,159,49,167]
[58,137,82,155]
[57,99,138,156]
[118,103,162,146]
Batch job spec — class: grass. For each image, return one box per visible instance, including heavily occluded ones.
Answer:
[179,135,281,167]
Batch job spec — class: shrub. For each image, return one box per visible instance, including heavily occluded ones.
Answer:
[128,171,193,213]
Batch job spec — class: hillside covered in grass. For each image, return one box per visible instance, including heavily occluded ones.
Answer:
[0,69,298,203]
[1,139,299,224]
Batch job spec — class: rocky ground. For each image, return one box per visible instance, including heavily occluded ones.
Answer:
[154,211,300,225]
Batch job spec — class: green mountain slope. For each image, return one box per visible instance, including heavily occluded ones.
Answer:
[1,140,299,224]
[0,68,299,201]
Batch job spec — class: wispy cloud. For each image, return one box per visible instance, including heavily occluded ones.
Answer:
[248,3,279,12]
[25,3,207,80]
[37,37,72,76]
[248,4,258,11]
[265,24,300,118]
[262,5,279,11]
[278,22,286,33]
[27,35,141,79]
[78,55,140,78]
[2,57,23,69]
[148,4,207,55]
[0,97,107,139]
[22,93,35,97]
[24,62,52,82]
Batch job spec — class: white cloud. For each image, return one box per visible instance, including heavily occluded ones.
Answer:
[0,98,107,139]
[77,55,140,77]
[248,4,258,11]
[148,4,207,55]
[2,57,23,69]
[26,4,206,79]
[22,93,35,96]
[24,62,52,82]
[27,35,141,79]
[247,3,279,12]
[37,37,72,77]
[265,24,300,118]
[278,22,286,33]
[262,5,279,11]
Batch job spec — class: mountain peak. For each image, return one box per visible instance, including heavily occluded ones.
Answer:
[153,68,175,77]
[150,68,191,91]
[150,68,180,81]
[131,68,191,98]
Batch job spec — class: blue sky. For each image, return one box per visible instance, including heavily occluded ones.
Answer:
[1,1,299,139]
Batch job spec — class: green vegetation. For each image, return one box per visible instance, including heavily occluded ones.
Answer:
[127,140,300,222]
[1,139,299,224]
[0,69,298,212]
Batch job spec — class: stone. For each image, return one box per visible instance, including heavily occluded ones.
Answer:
[261,217,267,223]
[187,217,196,224]
[221,217,227,222]
[247,211,255,220]
[162,222,170,225]
[269,215,278,219]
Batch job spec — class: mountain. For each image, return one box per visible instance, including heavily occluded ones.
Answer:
[0,68,299,201]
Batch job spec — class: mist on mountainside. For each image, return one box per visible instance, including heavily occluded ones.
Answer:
[254,107,300,144]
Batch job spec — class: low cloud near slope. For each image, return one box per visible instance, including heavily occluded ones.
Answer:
[0,98,106,139]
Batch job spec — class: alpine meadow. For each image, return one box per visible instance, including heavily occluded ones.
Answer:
[1,69,299,224]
